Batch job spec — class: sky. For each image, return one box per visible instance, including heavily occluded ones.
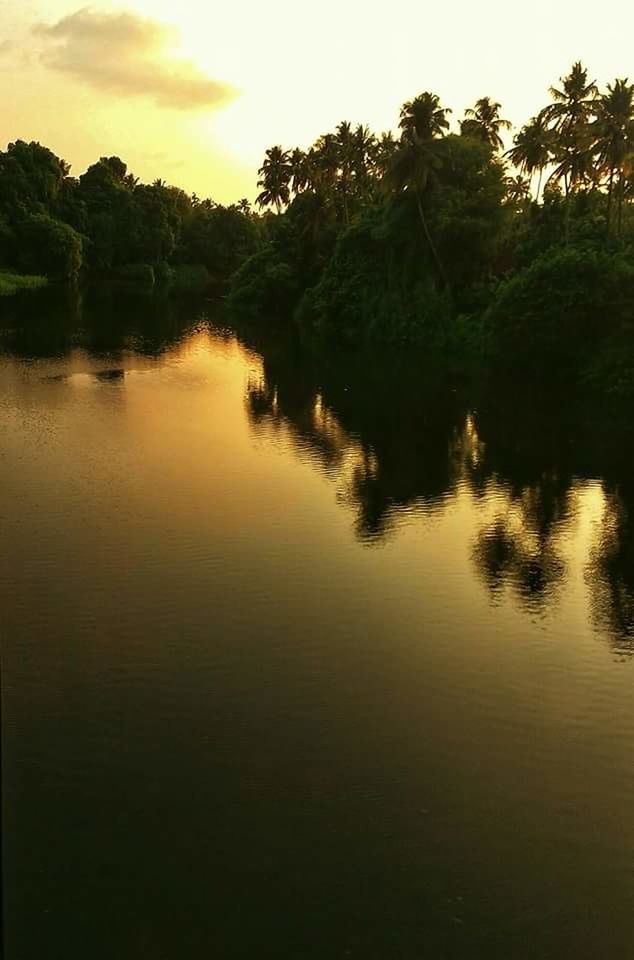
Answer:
[1,0,633,203]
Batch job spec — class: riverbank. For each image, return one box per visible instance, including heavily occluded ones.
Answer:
[0,271,48,296]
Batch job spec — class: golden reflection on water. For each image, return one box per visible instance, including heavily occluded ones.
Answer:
[2,316,634,959]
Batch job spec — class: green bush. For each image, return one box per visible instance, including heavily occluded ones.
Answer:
[17,214,83,280]
[111,263,156,292]
[170,264,210,295]
[0,271,48,296]
[227,247,299,320]
[485,244,634,375]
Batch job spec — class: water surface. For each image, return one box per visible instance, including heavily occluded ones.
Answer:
[1,292,633,958]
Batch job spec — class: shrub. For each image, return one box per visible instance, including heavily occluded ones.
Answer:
[0,271,48,296]
[16,214,83,280]
[111,263,156,292]
[485,244,634,376]
[170,264,210,295]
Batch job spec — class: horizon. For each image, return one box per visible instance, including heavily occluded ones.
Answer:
[2,0,634,203]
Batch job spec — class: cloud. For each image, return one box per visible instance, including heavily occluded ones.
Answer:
[34,7,236,110]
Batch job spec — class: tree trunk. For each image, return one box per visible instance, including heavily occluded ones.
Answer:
[606,166,614,237]
[342,182,350,226]
[415,188,448,289]
[563,174,571,245]
[536,168,544,203]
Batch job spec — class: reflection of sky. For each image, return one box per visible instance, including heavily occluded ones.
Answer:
[3,323,634,958]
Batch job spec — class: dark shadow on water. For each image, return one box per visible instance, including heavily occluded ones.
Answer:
[0,285,205,360]
[2,291,634,654]
[238,319,634,653]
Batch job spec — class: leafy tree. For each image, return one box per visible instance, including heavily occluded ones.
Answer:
[592,79,634,235]
[461,97,511,151]
[544,62,598,195]
[0,140,70,215]
[256,146,292,214]
[17,213,83,280]
[506,114,552,199]
[385,93,452,286]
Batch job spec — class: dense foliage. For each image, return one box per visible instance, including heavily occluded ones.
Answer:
[0,143,259,292]
[2,61,634,393]
[227,63,634,393]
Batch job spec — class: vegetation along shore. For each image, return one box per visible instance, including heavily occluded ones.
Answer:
[1,61,633,394]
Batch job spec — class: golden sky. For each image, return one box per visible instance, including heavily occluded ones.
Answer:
[2,0,633,203]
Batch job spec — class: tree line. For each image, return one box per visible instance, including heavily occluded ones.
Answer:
[0,144,259,291]
[227,62,634,396]
[2,61,634,392]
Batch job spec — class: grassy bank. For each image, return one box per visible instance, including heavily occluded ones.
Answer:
[0,271,48,296]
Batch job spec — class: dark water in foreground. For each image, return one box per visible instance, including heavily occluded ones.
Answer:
[1,292,633,959]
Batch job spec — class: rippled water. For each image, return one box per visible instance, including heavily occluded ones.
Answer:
[1,292,633,958]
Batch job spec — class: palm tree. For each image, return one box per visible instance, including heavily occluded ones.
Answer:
[335,121,355,224]
[592,78,634,235]
[352,124,377,197]
[289,148,311,196]
[374,131,398,177]
[386,93,451,286]
[504,174,531,207]
[544,61,598,195]
[399,92,451,143]
[461,97,511,151]
[506,113,552,200]
[256,146,292,214]
[311,134,339,195]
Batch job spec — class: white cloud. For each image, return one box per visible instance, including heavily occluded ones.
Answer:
[34,7,236,110]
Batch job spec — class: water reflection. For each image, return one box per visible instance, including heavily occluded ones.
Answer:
[588,487,634,656]
[239,323,634,652]
[2,291,634,655]
[0,285,205,360]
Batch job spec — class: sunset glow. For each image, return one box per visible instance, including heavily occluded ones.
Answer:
[3,0,633,201]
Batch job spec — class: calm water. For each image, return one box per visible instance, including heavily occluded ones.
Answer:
[1,291,633,959]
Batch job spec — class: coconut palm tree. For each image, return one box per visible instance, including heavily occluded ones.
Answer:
[335,121,355,224]
[256,146,292,214]
[311,134,339,195]
[386,93,451,287]
[592,78,634,235]
[506,113,552,200]
[289,148,311,196]
[374,131,398,177]
[504,174,531,208]
[399,92,451,143]
[461,97,511,151]
[544,62,598,195]
[352,124,377,197]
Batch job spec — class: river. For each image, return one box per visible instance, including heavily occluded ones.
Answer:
[1,290,633,958]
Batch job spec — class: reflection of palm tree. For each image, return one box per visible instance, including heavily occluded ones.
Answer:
[473,515,566,605]
[587,489,634,655]
[461,97,511,151]
[472,475,569,609]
